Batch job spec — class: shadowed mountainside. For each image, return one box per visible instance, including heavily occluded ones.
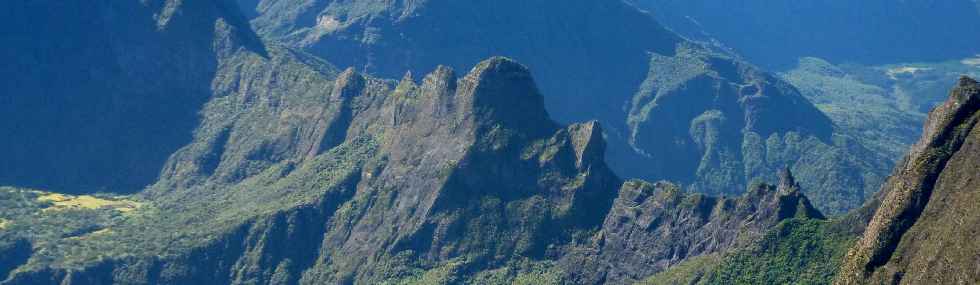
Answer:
[0,0,263,194]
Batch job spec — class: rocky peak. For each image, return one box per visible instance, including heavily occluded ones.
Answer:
[568,120,606,170]
[778,167,799,192]
[394,70,417,93]
[457,57,556,137]
[331,68,366,100]
[421,66,457,94]
[905,75,980,160]
[462,57,541,102]
[467,56,528,75]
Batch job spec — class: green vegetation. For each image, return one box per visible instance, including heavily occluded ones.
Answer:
[375,258,565,285]
[639,254,723,285]
[0,187,142,271]
[782,58,922,158]
[704,219,855,284]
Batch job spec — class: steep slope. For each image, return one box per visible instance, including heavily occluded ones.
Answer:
[619,48,889,214]
[237,0,886,214]
[837,77,980,284]
[0,0,263,194]
[639,77,980,285]
[634,0,980,68]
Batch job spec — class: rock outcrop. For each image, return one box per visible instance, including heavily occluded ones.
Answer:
[562,169,822,284]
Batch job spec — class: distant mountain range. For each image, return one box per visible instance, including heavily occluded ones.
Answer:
[631,0,980,69]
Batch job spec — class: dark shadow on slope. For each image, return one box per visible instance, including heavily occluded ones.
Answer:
[0,1,263,194]
[0,239,32,282]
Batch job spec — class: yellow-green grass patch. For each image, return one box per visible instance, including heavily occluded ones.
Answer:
[37,193,142,213]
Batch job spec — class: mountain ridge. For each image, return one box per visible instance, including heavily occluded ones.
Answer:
[236,0,891,214]
[0,50,824,284]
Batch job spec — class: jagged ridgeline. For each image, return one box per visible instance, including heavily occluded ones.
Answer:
[0,31,824,281]
[236,0,891,214]
[1,0,888,215]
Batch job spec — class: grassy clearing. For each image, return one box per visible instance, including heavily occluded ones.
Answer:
[36,192,141,213]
